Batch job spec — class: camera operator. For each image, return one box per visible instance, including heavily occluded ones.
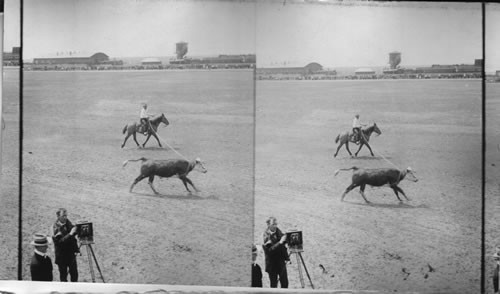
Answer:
[262,216,289,288]
[52,208,79,282]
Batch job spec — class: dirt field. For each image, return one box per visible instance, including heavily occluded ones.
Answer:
[21,70,254,286]
[0,68,20,280]
[253,79,482,292]
[486,82,500,294]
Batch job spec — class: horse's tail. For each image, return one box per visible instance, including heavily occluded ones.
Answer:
[122,157,147,168]
[334,166,358,176]
[122,124,128,135]
[335,134,340,144]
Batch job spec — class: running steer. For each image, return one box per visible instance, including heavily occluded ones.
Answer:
[123,157,207,194]
[334,166,418,203]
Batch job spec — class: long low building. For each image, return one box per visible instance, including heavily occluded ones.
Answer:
[33,52,122,66]
[257,62,336,75]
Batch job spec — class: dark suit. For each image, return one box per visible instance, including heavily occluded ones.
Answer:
[263,228,289,288]
[53,220,79,282]
[251,263,263,287]
[30,253,53,281]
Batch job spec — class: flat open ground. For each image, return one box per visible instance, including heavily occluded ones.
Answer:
[254,79,482,292]
[21,70,254,285]
[0,68,20,280]
[486,82,500,294]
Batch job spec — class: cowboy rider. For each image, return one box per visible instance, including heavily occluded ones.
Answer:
[140,103,154,135]
[352,114,366,144]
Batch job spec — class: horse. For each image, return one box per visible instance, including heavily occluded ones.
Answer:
[121,113,170,148]
[334,123,381,158]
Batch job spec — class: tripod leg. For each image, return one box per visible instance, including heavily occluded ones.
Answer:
[89,244,106,283]
[294,252,305,288]
[298,252,315,289]
[86,245,96,283]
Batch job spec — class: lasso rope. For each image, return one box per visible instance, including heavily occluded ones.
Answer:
[147,123,189,162]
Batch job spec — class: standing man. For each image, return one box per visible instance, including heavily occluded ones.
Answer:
[52,208,79,282]
[263,217,289,288]
[30,233,53,281]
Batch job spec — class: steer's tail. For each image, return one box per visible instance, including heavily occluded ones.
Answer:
[122,157,147,168]
[334,166,359,176]
[335,134,340,144]
[122,124,128,135]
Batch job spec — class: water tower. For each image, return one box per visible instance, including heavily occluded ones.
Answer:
[176,42,188,59]
[389,52,401,69]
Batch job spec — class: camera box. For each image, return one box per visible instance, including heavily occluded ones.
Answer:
[76,221,94,244]
[286,231,303,252]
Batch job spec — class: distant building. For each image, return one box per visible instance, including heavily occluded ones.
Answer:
[3,47,20,66]
[141,58,162,66]
[355,68,376,76]
[496,70,500,77]
[258,62,330,75]
[33,52,111,66]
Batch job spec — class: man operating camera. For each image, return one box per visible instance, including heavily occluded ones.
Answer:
[52,208,80,282]
[262,216,289,288]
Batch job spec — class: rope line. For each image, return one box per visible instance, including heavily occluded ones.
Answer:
[374,150,400,170]
[147,122,190,162]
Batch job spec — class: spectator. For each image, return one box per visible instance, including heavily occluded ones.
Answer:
[263,217,289,288]
[30,233,53,281]
[52,208,79,282]
[251,244,263,287]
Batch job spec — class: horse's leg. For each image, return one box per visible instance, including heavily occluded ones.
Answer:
[130,174,147,192]
[345,141,353,157]
[364,142,375,156]
[359,184,370,203]
[148,175,159,195]
[334,142,344,158]
[341,183,357,201]
[132,132,141,148]
[179,176,192,193]
[390,185,403,202]
[121,133,131,148]
[354,142,363,157]
[151,132,162,148]
[142,133,152,148]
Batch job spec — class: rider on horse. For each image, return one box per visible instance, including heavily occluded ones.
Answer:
[352,114,366,144]
[140,103,154,135]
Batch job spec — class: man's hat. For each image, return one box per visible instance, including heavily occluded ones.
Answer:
[30,233,49,247]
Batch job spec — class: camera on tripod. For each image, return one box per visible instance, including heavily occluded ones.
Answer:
[286,230,303,252]
[76,221,94,245]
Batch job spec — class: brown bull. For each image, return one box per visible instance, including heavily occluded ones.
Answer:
[334,166,418,203]
[123,157,207,194]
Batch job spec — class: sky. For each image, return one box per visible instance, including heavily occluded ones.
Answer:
[23,0,256,60]
[4,0,20,51]
[256,1,482,69]
[486,3,500,74]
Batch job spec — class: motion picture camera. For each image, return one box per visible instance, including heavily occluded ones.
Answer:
[286,230,303,252]
[76,221,94,245]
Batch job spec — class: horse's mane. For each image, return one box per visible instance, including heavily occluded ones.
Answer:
[150,113,164,121]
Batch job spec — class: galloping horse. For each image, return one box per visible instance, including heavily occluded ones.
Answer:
[121,113,170,148]
[334,123,381,158]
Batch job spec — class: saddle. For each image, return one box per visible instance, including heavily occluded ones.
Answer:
[349,131,362,144]
[138,121,149,134]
